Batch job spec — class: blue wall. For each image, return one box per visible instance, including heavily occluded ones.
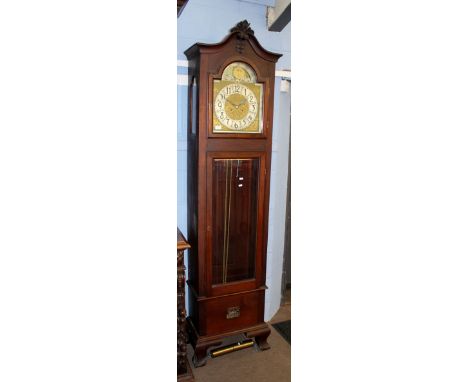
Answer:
[178,0,290,69]
[177,0,291,320]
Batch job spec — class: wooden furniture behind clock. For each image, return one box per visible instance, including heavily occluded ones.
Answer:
[177,229,194,381]
[184,20,281,367]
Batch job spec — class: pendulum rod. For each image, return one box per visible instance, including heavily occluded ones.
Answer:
[222,160,228,283]
[224,161,233,284]
[222,160,233,284]
[224,160,232,283]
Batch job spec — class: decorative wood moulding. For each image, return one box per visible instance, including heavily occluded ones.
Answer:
[230,20,255,54]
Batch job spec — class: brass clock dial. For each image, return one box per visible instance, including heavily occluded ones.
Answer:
[212,62,263,134]
[214,82,258,131]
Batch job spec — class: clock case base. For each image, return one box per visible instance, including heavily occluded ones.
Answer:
[187,316,270,368]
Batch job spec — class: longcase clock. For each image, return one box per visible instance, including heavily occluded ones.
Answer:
[184,20,281,367]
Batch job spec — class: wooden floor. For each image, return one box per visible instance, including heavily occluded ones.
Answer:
[187,290,291,382]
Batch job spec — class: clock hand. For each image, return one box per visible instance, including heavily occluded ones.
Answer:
[225,99,237,107]
[226,99,242,110]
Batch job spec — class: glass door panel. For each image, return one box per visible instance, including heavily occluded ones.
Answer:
[211,158,259,285]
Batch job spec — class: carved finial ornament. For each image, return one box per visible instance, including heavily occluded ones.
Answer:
[230,20,255,39]
[230,20,255,54]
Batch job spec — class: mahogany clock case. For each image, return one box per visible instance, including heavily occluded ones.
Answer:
[184,21,281,366]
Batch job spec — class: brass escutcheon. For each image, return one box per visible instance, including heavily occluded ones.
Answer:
[226,306,240,319]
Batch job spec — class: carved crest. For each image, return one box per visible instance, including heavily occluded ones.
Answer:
[230,20,255,54]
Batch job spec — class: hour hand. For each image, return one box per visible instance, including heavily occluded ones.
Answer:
[226,98,236,107]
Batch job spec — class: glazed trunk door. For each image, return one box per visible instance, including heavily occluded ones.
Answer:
[206,152,266,296]
[212,158,258,284]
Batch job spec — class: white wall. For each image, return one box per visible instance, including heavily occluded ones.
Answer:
[177,0,290,321]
